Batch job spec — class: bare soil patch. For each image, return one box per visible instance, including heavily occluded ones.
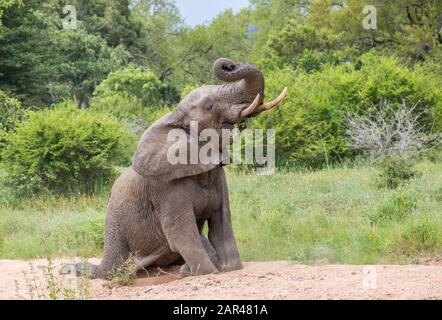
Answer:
[1,259,441,300]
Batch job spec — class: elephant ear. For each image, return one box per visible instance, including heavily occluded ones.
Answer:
[132,115,221,182]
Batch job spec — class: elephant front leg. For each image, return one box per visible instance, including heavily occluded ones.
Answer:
[160,205,218,277]
[208,168,242,272]
[208,210,242,272]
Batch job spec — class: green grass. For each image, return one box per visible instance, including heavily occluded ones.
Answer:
[0,161,441,264]
[0,192,106,259]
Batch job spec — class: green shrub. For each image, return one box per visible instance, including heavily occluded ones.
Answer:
[434,187,442,202]
[252,52,441,168]
[90,93,172,136]
[90,94,144,120]
[395,222,441,254]
[419,48,442,131]
[292,49,346,73]
[426,144,442,163]
[93,66,164,106]
[376,157,418,189]
[267,23,340,68]
[160,82,181,106]
[0,105,136,196]
[264,22,361,73]
[0,90,25,156]
[90,67,174,135]
[365,188,418,225]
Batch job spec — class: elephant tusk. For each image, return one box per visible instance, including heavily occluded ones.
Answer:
[240,94,260,118]
[258,87,288,113]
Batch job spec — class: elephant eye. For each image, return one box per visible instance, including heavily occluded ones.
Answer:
[202,99,213,111]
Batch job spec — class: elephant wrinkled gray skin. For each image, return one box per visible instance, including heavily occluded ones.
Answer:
[61,58,287,278]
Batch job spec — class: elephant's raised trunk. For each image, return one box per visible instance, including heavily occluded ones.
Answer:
[213,58,265,104]
[213,58,288,119]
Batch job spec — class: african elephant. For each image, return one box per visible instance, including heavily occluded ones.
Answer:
[62,58,287,278]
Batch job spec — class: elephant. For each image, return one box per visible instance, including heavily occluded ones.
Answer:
[61,58,287,279]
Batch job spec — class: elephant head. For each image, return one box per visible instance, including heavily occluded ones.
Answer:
[132,58,287,181]
[211,58,287,121]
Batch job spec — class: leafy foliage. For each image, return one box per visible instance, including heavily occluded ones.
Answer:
[93,67,165,106]
[0,0,127,107]
[376,157,419,189]
[0,90,23,131]
[308,0,442,61]
[252,53,441,168]
[0,0,21,24]
[0,0,442,175]
[0,90,24,156]
[0,105,136,196]
[90,93,171,136]
[70,0,140,49]
[365,187,418,225]
[90,67,173,135]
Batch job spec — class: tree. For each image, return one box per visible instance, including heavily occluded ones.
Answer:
[0,89,24,156]
[248,0,307,61]
[52,30,124,107]
[129,0,184,80]
[0,0,21,24]
[170,9,252,87]
[265,21,352,72]
[346,101,440,188]
[66,0,140,48]
[307,0,442,62]
[0,0,125,107]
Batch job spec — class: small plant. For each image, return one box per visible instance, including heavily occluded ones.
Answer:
[22,262,45,300]
[376,157,418,189]
[61,260,91,300]
[434,187,442,202]
[108,254,138,288]
[365,188,418,225]
[40,260,60,300]
[18,260,91,300]
[402,223,438,249]
[394,222,441,255]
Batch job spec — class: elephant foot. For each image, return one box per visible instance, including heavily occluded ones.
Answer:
[221,260,243,273]
[179,263,218,277]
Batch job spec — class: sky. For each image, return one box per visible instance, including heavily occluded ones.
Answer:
[174,0,250,27]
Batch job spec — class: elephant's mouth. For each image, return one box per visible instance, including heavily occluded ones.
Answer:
[222,121,235,130]
[239,87,288,119]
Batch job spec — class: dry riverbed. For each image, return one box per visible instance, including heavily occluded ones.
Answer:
[1,258,441,300]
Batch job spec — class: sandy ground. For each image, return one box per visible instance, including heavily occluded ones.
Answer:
[1,258,441,300]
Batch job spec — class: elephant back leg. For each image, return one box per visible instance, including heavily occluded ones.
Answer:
[201,234,220,270]
[63,219,129,279]
[95,218,130,278]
